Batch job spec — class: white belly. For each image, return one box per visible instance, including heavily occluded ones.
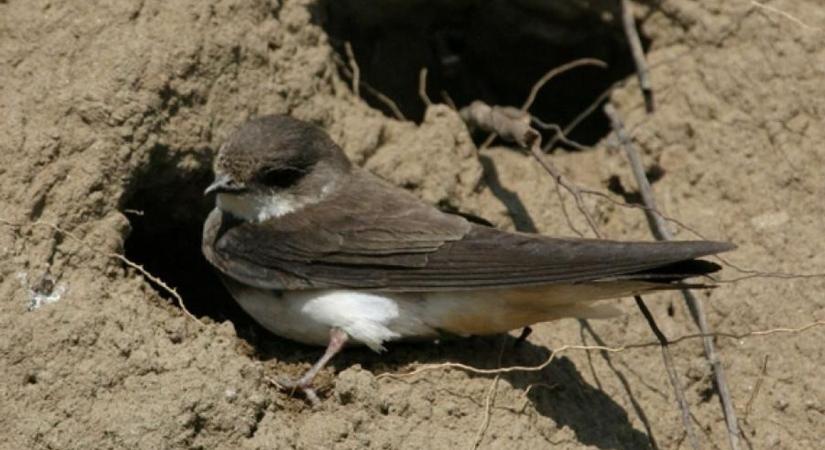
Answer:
[222,279,627,352]
[224,283,440,352]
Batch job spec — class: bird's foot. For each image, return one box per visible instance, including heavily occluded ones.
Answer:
[266,328,349,408]
[268,375,321,407]
[514,326,533,347]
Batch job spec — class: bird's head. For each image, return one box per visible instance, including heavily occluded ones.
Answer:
[206,115,351,222]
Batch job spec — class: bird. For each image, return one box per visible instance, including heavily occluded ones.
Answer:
[202,114,734,405]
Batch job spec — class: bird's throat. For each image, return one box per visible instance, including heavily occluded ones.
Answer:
[216,192,299,222]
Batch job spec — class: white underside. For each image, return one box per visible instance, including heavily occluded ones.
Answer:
[226,286,436,351]
[223,282,630,352]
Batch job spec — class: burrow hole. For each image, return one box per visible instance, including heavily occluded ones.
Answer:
[317,0,650,146]
[121,148,272,345]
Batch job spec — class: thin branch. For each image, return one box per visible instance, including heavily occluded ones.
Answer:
[460,101,537,147]
[604,104,670,239]
[518,383,558,413]
[580,320,661,450]
[635,296,700,450]
[559,185,825,281]
[528,143,602,238]
[621,0,654,113]
[605,103,741,450]
[363,84,407,121]
[530,118,593,152]
[743,355,769,424]
[544,84,615,151]
[344,41,360,98]
[751,1,823,31]
[552,180,586,238]
[441,90,457,110]
[479,132,497,150]
[471,375,500,449]
[542,42,709,152]
[336,57,407,121]
[377,318,825,380]
[478,58,606,151]
[655,321,825,348]
[521,58,607,112]
[470,340,506,449]
[418,67,433,108]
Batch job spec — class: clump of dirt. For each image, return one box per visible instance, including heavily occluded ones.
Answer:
[1,0,824,449]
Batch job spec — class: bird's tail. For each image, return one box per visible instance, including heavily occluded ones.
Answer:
[429,259,723,336]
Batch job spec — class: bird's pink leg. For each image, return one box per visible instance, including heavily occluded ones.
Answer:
[274,327,349,406]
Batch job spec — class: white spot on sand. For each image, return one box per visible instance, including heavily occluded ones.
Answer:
[750,211,789,230]
[17,272,67,311]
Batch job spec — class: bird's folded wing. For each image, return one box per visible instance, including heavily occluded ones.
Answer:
[203,170,734,291]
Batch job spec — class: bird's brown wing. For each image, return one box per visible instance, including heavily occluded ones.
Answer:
[203,169,734,291]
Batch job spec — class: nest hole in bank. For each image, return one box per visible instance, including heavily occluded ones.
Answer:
[317,0,650,147]
[121,145,271,343]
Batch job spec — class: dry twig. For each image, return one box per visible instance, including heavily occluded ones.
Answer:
[578,320,662,449]
[344,41,360,98]
[471,340,506,450]
[543,83,615,152]
[336,55,406,121]
[604,103,741,450]
[441,90,457,110]
[472,375,500,449]
[362,84,407,122]
[460,101,537,148]
[743,355,769,424]
[530,118,592,152]
[621,0,654,113]
[635,296,700,450]
[542,42,713,153]
[418,67,433,107]
[520,58,607,111]
[377,319,824,381]
[527,144,602,238]
[474,58,606,151]
[751,1,823,31]
[517,383,558,413]
[555,185,825,281]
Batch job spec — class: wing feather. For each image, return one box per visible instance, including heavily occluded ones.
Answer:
[203,169,734,291]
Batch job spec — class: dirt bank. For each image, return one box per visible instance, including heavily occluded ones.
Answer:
[1,0,823,448]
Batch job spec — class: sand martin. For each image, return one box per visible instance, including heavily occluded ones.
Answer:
[202,115,734,404]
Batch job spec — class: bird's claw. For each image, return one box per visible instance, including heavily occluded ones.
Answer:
[267,376,321,407]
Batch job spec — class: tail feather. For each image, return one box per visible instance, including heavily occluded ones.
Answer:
[430,256,726,335]
[617,258,722,282]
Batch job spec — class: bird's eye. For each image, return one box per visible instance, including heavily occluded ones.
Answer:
[258,167,305,188]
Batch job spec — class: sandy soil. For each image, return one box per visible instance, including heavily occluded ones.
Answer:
[1,0,824,449]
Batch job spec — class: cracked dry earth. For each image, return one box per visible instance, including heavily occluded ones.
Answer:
[1,0,824,449]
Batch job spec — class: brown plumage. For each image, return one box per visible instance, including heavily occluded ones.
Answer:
[204,164,732,291]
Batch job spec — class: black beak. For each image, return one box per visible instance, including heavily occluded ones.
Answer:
[204,174,246,195]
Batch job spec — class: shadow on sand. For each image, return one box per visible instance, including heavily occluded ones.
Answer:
[250,330,653,450]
